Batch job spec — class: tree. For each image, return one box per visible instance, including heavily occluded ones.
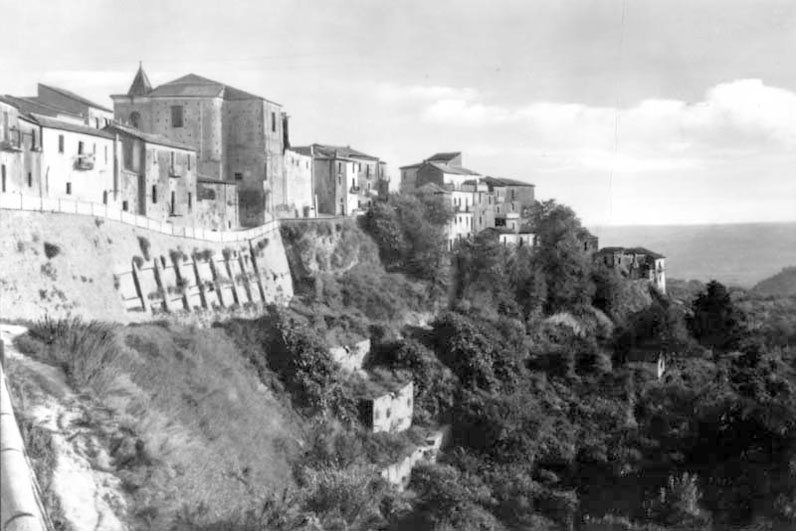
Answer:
[688,280,747,352]
[528,200,595,314]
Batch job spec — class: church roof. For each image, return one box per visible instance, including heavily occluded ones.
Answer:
[146,73,280,105]
[127,63,152,96]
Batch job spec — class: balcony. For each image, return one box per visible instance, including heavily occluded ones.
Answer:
[169,167,182,178]
[0,139,22,152]
[74,153,95,171]
[349,185,361,194]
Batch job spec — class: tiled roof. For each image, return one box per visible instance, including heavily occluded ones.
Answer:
[427,152,461,163]
[147,74,281,105]
[399,162,423,170]
[0,95,83,120]
[39,84,113,113]
[416,183,451,195]
[31,114,115,139]
[596,246,665,260]
[482,176,535,188]
[295,143,380,161]
[426,161,480,176]
[105,123,196,151]
[289,146,314,157]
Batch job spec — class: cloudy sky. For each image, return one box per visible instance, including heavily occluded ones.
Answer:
[2,0,796,226]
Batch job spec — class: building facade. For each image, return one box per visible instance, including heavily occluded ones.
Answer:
[360,381,414,434]
[278,147,315,218]
[106,123,198,224]
[35,115,116,205]
[594,247,667,294]
[292,144,387,216]
[112,66,287,227]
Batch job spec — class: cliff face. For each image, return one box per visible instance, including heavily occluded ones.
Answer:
[279,218,380,286]
[0,210,293,323]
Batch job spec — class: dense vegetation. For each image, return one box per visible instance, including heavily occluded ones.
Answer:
[10,194,796,530]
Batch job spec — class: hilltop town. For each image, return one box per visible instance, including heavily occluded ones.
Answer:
[0,65,666,295]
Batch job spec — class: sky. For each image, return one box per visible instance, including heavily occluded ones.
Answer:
[2,0,796,226]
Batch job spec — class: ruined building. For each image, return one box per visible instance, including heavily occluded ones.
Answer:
[112,65,288,227]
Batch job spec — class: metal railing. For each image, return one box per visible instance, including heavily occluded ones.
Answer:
[0,193,280,243]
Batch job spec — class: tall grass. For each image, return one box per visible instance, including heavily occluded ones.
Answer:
[27,315,121,392]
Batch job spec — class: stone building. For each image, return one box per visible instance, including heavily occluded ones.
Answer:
[195,177,239,231]
[594,247,666,294]
[105,123,198,224]
[481,176,535,219]
[359,380,414,434]
[0,98,41,197]
[112,65,288,227]
[292,144,387,216]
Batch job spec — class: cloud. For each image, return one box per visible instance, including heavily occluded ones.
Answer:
[411,78,796,173]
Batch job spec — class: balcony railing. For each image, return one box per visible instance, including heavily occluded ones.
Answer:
[349,185,361,193]
[74,153,95,170]
[0,139,22,152]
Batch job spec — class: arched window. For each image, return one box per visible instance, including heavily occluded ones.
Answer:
[129,112,141,128]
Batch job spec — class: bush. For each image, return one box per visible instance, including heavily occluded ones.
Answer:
[137,236,151,261]
[26,316,121,392]
[43,241,61,259]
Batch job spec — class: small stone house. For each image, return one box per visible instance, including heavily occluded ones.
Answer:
[359,380,414,434]
[594,246,666,294]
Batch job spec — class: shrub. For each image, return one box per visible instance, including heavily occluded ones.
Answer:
[43,241,61,259]
[137,236,151,261]
[26,317,121,392]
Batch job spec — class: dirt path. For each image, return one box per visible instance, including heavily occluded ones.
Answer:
[1,324,128,531]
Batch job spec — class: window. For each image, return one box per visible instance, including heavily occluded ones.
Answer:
[234,172,243,181]
[122,200,129,211]
[170,191,176,215]
[152,185,157,203]
[27,172,32,187]
[66,182,72,195]
[58,135,64,153]
[102,191,108,204]
[188,192,192,212]
[2,111,7,140]
[374,408,380,421]
[1,164,5,192]
[31,130,37,150]
[187,154,191,171]
[386,408,391,419]
[337,162,342,173]
[171,151,175,169]
[171,105,183,128]
[78,141,84,155]
[104,146,108,164]
[95,118,100,129]
[271,112,276,132]
[129,112,140,128]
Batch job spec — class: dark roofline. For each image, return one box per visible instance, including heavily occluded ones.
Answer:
[596,246,665,259]
[198,177,238,186]
[38,83,113,113]
[1,95,84,120]
[482,176,535,188]
[31,114,115,139]
[104,123,197,152]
